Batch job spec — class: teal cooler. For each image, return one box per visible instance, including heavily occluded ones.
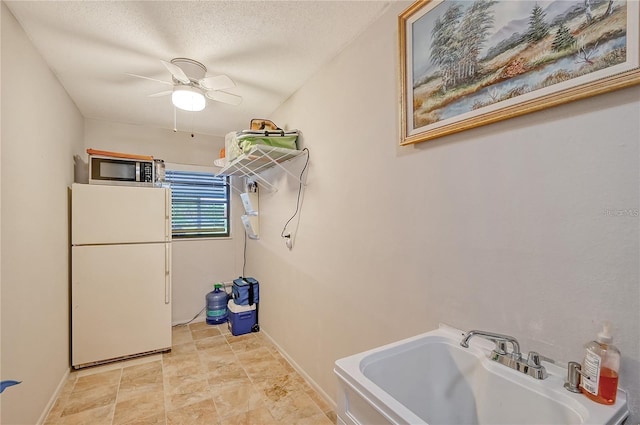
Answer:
[227,300,256,336]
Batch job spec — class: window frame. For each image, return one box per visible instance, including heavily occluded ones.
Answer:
[164,163,231,239]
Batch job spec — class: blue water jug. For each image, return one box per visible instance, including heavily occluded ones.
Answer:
[206,284,228,325]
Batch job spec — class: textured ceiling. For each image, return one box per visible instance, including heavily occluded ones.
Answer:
[5,1,390,136]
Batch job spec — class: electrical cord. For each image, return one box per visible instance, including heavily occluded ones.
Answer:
[172,307,206,328]
[242,230,247,276]
[173,281,233,328]
[281,148,310,238]
[225,178,248,276]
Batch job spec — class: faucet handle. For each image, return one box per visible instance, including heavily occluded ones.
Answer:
[527,351,554,367]
[528,351,542,367]
[495,341,508,355]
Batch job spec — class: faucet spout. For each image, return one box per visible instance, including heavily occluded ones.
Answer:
[460,330,521,357]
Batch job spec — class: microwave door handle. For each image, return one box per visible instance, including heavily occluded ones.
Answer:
[136,162,141,182]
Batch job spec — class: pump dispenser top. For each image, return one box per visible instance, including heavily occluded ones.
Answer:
[580,321,620,405]
[597,322,613,344]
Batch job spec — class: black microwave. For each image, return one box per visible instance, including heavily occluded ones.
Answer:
[89,155,155,186]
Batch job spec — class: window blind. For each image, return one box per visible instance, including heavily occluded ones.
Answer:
[165,170,230,238]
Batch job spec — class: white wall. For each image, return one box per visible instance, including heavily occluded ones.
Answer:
[252,2,640,421]
[83,119,224,167]
[2,2,638,423]
[83,119,246,323]
[1,4,85,424]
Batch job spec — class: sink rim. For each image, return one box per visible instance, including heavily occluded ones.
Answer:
[334,324,629,425]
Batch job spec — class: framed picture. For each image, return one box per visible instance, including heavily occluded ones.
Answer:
[399,0,640,145]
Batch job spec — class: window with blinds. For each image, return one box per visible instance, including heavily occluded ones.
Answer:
[165,169,230,238]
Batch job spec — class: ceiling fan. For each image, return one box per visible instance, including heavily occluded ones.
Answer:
[129,58,242,111]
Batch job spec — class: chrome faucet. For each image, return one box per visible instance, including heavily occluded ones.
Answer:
[460,330,549,380]
[460,330,522,356]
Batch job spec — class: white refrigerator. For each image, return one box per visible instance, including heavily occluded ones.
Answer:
[71,183,172,368]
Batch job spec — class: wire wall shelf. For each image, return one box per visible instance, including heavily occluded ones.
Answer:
[215,145,307,192]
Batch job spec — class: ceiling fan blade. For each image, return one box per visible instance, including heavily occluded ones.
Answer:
[205,91,242,106]
[200,75,235,91]
[148,90,173,98]
[161,60,190,84]
[126,73,173,86]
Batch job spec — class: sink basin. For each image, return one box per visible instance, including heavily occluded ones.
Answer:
[334,325,629,425]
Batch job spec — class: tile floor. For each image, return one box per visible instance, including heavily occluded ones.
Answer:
[44,322,336,425]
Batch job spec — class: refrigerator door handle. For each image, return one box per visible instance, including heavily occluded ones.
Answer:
[165,243,171,304]
[165,188,171,241]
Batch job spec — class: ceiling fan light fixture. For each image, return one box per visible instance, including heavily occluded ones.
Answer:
[172,86,206,111]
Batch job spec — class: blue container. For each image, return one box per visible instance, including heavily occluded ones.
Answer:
[206,284,228,325]
[228,300,257,336]
[232,277,259,306]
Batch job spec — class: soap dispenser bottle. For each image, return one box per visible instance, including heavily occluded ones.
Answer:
[580,322,620,405]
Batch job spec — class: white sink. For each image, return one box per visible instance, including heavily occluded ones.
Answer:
[334,325,629,425]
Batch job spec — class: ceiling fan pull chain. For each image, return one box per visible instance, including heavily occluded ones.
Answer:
[173,106,177,133]
[190,110,195,138]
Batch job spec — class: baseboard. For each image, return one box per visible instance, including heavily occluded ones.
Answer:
[37,368,70,425]
[260,329,337,411]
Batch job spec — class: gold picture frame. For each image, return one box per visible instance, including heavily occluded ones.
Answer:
[399,0,640,146]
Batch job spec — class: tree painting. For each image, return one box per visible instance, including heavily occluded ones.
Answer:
[525,4,550,43]
[411,0,629,129]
